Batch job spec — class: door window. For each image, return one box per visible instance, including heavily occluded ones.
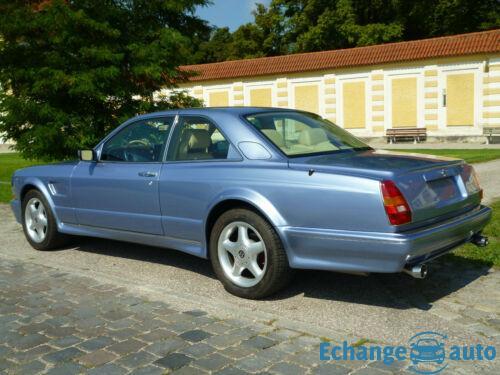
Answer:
[167,116,230,161]
[101,117,174,162]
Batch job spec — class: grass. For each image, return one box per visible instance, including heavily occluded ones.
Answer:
[0,152,498,267]
[448,200,500,268]
[0,153,43,203]
[386,149,500,164]
[351,338,376,347]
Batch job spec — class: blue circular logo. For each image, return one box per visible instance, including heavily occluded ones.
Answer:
[408,331,448,374]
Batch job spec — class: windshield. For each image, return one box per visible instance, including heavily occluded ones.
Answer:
[244,111,370,157]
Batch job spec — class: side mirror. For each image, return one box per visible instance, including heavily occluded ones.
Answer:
[78,150,97,162]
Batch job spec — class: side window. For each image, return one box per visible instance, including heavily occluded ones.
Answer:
[247,115,310,149]
[167,116,230,161]
[100,117,174,162]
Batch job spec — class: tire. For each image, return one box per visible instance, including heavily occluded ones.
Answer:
[209,208,293,299]
[21,189,68,250]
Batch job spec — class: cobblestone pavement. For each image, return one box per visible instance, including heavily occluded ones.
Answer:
[0,257,498,374]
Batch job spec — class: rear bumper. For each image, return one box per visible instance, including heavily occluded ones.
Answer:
[10,199,22,224]
[279,205,492,273]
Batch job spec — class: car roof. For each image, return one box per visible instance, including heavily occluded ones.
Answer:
[135,106,299,120]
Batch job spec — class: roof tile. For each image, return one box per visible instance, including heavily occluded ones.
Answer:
[181,30,500,82]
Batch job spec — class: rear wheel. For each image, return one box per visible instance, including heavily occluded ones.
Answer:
[22,190,68,250]
[210,208,293,299]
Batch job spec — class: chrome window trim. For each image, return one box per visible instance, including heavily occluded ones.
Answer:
[162,114,243,163]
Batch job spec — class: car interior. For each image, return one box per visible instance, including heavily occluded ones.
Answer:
[248,114,339,155]
[169,118,230,161]
[100,116,230,163]
[100,119,172,162]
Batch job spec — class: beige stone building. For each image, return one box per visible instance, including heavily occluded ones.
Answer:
[176,29,500,141]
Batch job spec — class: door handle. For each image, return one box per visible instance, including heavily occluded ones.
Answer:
[138,171,158,177]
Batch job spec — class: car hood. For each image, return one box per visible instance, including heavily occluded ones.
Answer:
[14,160,79,176]
[288,149,463,179]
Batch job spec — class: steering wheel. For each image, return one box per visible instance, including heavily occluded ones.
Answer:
[123,138,155,162]
[127,139,151,147]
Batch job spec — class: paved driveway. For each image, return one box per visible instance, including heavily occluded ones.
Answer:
[0,159,499,373]
[1,203,499,374]
[472,159,500,203]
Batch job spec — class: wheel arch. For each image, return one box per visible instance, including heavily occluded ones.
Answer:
[19,178,59,224]
[203,190,288,258]
[20,183,39,201]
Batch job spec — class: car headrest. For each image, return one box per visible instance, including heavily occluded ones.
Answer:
[299,128,329,146]
[187,129,211,150]
[262,129,285,147]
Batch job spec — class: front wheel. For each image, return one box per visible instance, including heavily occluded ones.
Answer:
[209,208,293,299]
[22,190,68,250]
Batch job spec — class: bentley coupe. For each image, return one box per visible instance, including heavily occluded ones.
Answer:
[10,108,491,298]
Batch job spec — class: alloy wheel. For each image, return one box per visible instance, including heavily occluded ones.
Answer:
[217,221,267,288]
[25,198,48,243]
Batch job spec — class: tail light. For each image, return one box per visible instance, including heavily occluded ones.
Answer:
[463,165,483,201]
[380,180,412,226]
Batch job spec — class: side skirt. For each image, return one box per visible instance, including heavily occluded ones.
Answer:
[58,222,206,258]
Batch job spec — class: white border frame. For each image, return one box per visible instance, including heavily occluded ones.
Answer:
[336,72,370,132]
[204,84,233,107]
[384,68,424,130]
[438,63,482,133]
[243,80,276,107]
[287,77,324,116]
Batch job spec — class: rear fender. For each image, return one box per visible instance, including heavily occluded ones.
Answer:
[202,188,288,257]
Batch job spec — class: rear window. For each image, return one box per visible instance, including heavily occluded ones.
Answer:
[243,111,370,157]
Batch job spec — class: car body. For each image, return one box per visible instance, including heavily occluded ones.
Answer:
[10,107,491,297]
[410,338,446,364]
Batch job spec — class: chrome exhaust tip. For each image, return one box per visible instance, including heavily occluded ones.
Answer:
[403,264,428,279]
[471,234,489,247]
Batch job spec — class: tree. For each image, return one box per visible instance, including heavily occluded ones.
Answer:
[0,0,209,161]
[192,3,290,63]
[292,0,404,51]
[194,27,235,63]
[194,0,499,62]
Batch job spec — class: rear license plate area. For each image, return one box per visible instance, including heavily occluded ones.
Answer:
[427,177,460,202]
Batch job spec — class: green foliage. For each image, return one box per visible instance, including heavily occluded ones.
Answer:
[0,153,43,203]
[194,0,500,62]
[450,200,500,268]
[0,0,208,161]
[194,3,290,63]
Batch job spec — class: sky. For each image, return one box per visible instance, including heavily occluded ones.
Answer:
[196,0,272,31]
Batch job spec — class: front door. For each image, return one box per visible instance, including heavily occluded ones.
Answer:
[72,116,175,235]
[159,115,237,246]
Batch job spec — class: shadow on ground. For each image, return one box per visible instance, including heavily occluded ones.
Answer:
[60,236,492,311]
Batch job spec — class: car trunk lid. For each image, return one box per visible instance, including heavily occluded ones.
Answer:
[288,149,482,227]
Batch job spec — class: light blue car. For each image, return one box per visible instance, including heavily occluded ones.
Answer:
[10,108,491,298]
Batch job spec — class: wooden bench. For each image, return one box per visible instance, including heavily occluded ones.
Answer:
[484,127,500,144]
[386,128,427,144]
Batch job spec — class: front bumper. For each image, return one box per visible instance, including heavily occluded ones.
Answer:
[279,205,492,273]
[10,199,22,224]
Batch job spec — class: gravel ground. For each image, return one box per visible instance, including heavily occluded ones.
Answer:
[471,159,500,204]
[1,201,499,346]
[2,258,497,374]
[0,158,499,374]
